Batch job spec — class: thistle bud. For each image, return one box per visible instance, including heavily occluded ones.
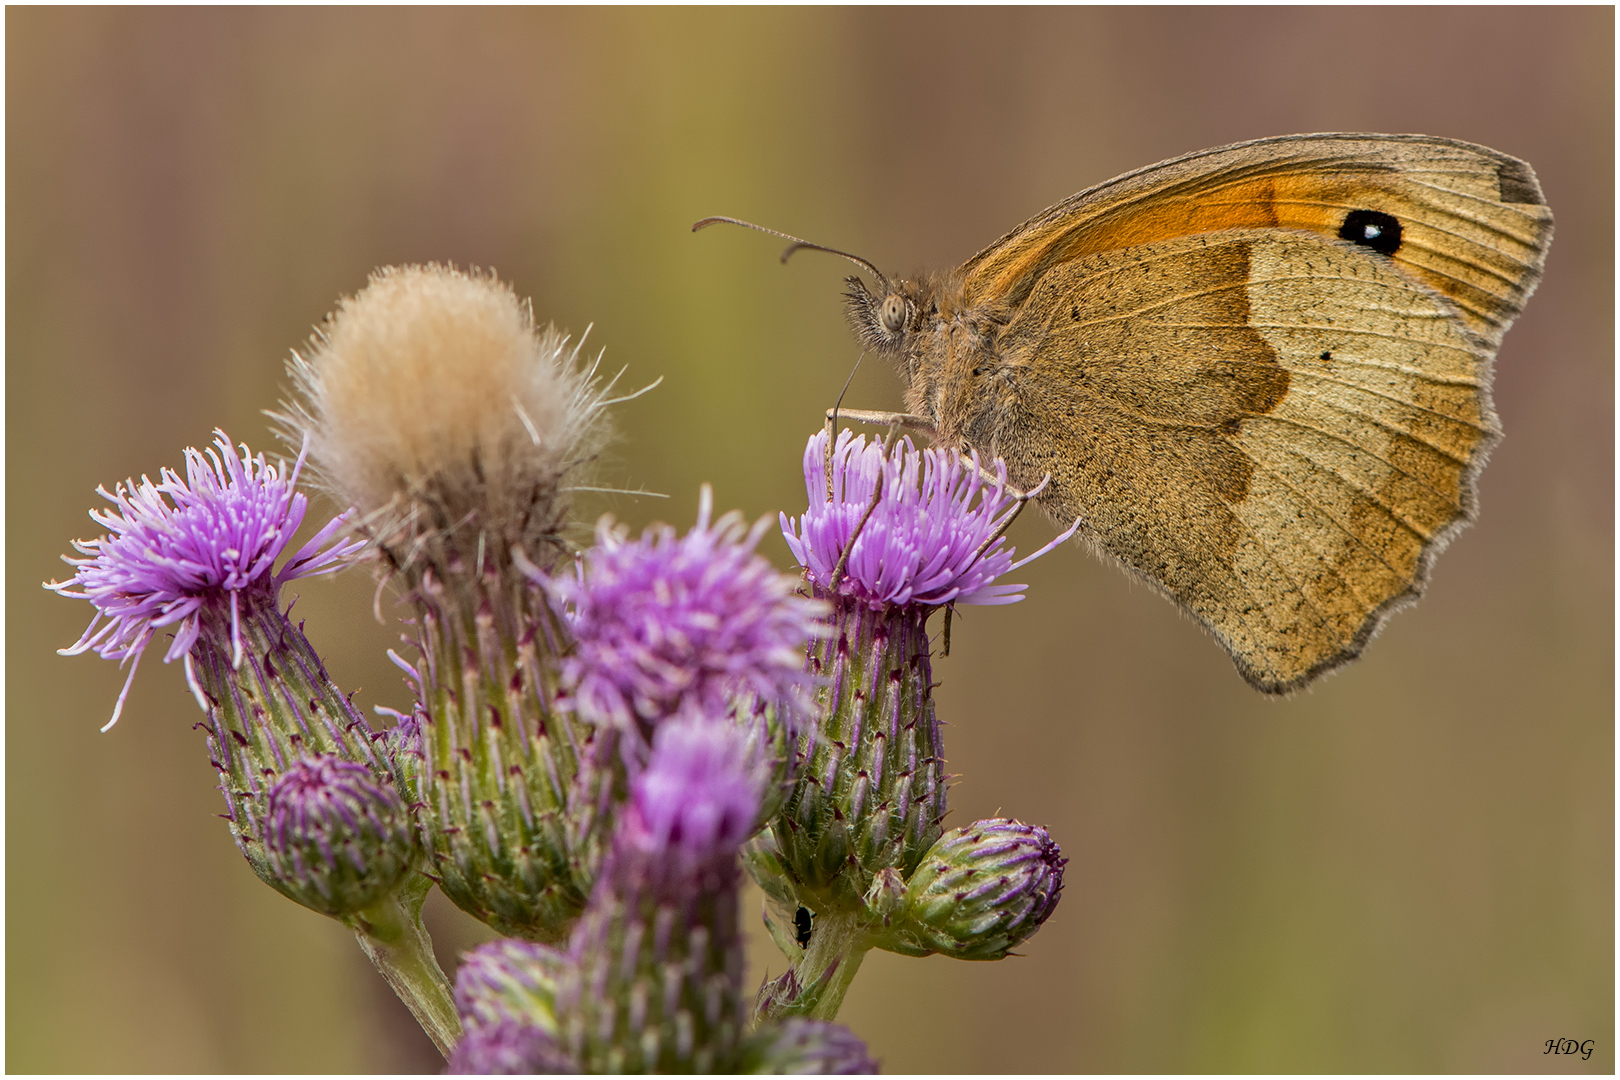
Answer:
[879,818,1066,960]
[454,938,569,1036]
[447,1020,574,1075]
[263,755,419,917]
[862,867,906,923]
[735,1018,879,1074]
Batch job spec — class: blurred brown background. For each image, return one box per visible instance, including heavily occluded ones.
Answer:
[7,7,1611,1073]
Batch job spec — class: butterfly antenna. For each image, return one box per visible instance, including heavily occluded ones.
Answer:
[692,216,887,284]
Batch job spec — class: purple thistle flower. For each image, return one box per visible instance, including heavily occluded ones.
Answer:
[47,430,363,730]
[263,754,418,916]
[559,716,764,1071]
[781,429,1078,612]
[548,486,824,748]
[447,1018,574,1075]
[623,714,767,870]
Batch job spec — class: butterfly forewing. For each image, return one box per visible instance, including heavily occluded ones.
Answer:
[960,135,1550,691]
[962,134,1552,344]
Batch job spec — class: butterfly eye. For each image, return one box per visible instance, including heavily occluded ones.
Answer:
[879,295,907,332]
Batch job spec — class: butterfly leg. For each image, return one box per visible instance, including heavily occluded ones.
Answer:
[821,412,908,590]
[823,407,936,436]
[966,471,1050,563]
[823,406,1048,496]
[822,408,936,499]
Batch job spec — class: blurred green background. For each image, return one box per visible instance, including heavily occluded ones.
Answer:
[7,7,1612,1073]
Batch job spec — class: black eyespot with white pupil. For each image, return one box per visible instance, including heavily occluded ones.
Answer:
[1339,209,1403,256]
[879,294,907,332]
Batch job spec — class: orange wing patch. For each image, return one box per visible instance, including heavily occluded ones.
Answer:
[962,143,1550,346]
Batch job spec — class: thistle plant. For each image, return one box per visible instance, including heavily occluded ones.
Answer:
[751,428,1076,1020]
[46,432,458,1051]
[450,715,877,1074]
[51,263,1073,1072]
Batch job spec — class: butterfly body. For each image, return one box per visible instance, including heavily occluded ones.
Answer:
[841,134,1552,694]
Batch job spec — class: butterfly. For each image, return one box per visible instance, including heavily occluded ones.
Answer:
[699,134,1554,694]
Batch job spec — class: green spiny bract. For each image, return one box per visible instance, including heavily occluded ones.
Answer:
[875,818,1065,961]
[197,598,408,908]
[405,557,595,942]
[769,599,947,915]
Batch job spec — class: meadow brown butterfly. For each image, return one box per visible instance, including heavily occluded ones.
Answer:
[697,133,1553,694]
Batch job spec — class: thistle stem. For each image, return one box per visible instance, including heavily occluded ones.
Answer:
[792,910,871,1022]
[349,878,462,1058]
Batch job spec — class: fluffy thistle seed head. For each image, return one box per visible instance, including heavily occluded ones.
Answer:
[273,264,619,572]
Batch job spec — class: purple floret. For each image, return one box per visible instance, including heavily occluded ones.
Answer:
[625,715,765,867]
[781,429,1078,612]
[48,431,363,729]
[547,486,822,747]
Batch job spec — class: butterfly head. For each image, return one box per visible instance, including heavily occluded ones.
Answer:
[844,273,948,359]
[844,271,971,429]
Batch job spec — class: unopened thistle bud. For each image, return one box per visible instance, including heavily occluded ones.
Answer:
[862,867,906,923]
[879,818,1065,961]
[264,754,419,918]
[454,938,570,1038]
[735,1018,879,1074]
[447,1019,574,1075]
[273,265,625,940]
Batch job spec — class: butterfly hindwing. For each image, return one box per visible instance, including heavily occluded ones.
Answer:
[986,220,1506,691]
